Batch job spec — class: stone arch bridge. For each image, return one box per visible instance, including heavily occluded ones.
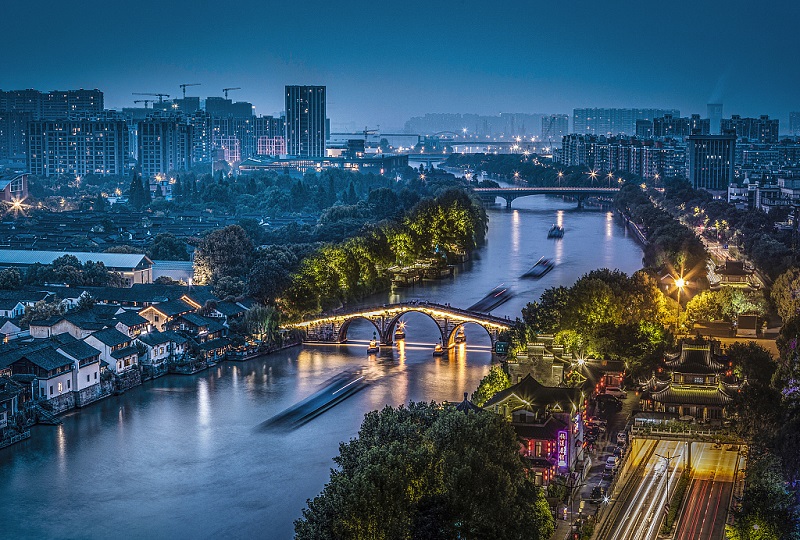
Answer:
[290,302,513,350]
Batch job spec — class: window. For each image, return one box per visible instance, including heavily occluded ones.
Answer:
[693,376,704,384]
[94,372,98,380]
[67,380,70,389]
[57,382,62,393]
[87,375,90,382]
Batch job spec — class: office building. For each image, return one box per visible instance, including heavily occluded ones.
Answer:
[789,112,800,136]
[707,104,723,135]
[285,85,326,157]
[27,116,129,177]
[572,108,679,136]
[541,114,569,141]
[721,115,779,144]
[137,116,192,178]
[687,132,736,192]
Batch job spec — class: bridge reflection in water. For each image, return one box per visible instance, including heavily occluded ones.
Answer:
[472,186,620,208]
[291,302,512,352]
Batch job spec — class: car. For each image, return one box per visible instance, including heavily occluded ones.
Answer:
[605,456,619,470]
[595,394,622,410]
[613,446,624,458]
[586,416,607,425]
[616,431,628,445]
[589,485,606,503]
[604,386,627,399]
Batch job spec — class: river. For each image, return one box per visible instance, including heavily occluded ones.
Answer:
[0,195,643,539]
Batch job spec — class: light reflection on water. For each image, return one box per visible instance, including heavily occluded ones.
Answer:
[0,196,643,539]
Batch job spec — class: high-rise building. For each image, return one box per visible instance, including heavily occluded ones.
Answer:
[541,114,569,141]
[651,114,710,139]
[707,104,723,135]
[285,85,326,157]
[27,115,129,177]
[0,111,32,161]
[41,89,104,119]
[789,112,800,136]
[720,115,779,144]
[137,116,192,178]
[572,108,679,136]
[205,97,253,118]
[687,131,736,191]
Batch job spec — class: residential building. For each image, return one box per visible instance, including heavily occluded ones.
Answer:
[707,104,723,135]
[205,97,253,118]
[139,298,194,331]
[687,131,736,191]
[541,114,569,142]
[137,115,192,179]
[721,114,779,144]
[83,327,138,374]
[790,112,800,137]
[652,114,709,139]
[41,89,104,119]
[27,116,130,177]
[285,85,326,157]
[136,329,188,378]
[572,108,679,136]
[0,112,32,162]
[557,134,686,179]
[238,152,408,175]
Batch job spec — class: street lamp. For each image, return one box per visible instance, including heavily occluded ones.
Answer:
[587,169,598,184]
[558,171,564,186]
[607,172,614,188]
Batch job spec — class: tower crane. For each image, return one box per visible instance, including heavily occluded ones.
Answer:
[132,92,170,103]
[179,83,201,98]
[223,87,241,99]
[134,99,153,108]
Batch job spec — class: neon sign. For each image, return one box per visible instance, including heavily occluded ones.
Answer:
[557,430,568,468]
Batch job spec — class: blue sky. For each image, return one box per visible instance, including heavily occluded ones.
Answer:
[2,0,797,129]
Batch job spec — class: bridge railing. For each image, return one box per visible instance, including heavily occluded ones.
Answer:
[295,301,514,326]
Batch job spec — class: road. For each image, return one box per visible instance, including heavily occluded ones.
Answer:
[600,439,685,540]
[674,443,739,540]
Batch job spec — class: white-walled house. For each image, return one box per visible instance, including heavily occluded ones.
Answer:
[84,328,138,374]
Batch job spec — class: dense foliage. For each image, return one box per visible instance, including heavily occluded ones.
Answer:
[512,269,672,378]
[23,254,125,288]
[294,402,554,540]
[472,364,511,406]
[683,289,766,326]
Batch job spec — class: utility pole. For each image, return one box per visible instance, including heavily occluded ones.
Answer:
[655,451,678,522]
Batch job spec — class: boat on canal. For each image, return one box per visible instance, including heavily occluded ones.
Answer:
[548,224,565,238]
[453,326,466,344]
[467,284,513,312]
[394,321,406,341]
[433,341,444,356]
[367,333,380,354]
[522,257,554,279]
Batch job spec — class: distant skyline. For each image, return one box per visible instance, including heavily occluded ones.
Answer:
[3,0,799,129]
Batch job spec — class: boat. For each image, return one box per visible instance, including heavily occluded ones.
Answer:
[367,333,380,354]
[394,321,406,341]
[467,284,513,312]
[454,326,466,344]
[433,341,444,356]
[548,224,564,238]
[522,257,554,279]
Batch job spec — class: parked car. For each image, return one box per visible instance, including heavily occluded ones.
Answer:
[589,485,606,503]
[605,456,619,470]
[586,417,607,427]
[613,446,624,458]
[616,431,628,445]
[604,386,627,399]
[596,394,622,410]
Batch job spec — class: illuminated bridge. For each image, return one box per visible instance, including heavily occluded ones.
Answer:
[472,186,620,208]
[290,302,513,350]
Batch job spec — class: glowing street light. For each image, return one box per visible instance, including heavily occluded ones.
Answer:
[587,169,598,183]
[557,171,564,186]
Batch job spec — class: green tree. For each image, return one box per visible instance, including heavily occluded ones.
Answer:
[772,267,800,322]
[193,225,254,284]
[148,233,189,261]
[294,402,554,540]
[0,268,22,290]
[472,364,511,406]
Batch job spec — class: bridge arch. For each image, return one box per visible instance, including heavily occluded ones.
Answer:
[337,316,382,343]
[385,309,446,345]
[445,321,495,349]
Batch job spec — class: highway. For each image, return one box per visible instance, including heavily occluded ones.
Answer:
[602,439,685,540]
[673,443,739,540]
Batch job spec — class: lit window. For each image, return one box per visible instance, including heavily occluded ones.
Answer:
[58,382,63,392]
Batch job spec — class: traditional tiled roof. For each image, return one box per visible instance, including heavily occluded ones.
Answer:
[650,384,734,406]
[665,344,726,374]
[136,330,171,347]
[19,347,72,371]
[88,327,130,347]
[483,374,581,411]
[179,313,225,333]
[111,345,139,360]
[215,302,247,317]
[113,310,148,327]
[57,340,100,362]
[145,299,194,317]
[198,337,231,351]
[512,415,568,441]
[454,392,483,413]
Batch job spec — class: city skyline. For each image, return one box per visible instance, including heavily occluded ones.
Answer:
[3,0,799,129]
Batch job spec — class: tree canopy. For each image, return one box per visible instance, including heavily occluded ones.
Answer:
[295,402,554,540]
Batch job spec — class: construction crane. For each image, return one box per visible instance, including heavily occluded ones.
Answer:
[179,83,201,98]
[363,126,379,145]
[134,99,153,109]
[223,87,241,99]
[132,92,170,103]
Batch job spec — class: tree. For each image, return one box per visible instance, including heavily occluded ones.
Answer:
[247,258,291,303]
[193,225,254,284]
[0,268,22,290]
[75,293,96,312]
[294,402,554,540]
[148,233,189,261]
[772,267,800,322]
[472,364,511,406]
[241,304,280,343]
[20,298,64,327]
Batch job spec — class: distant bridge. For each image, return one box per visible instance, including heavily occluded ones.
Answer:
[290,302,513,350]
[472,186,620,208]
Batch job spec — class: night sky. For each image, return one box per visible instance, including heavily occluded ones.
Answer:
[3,0,798,129]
